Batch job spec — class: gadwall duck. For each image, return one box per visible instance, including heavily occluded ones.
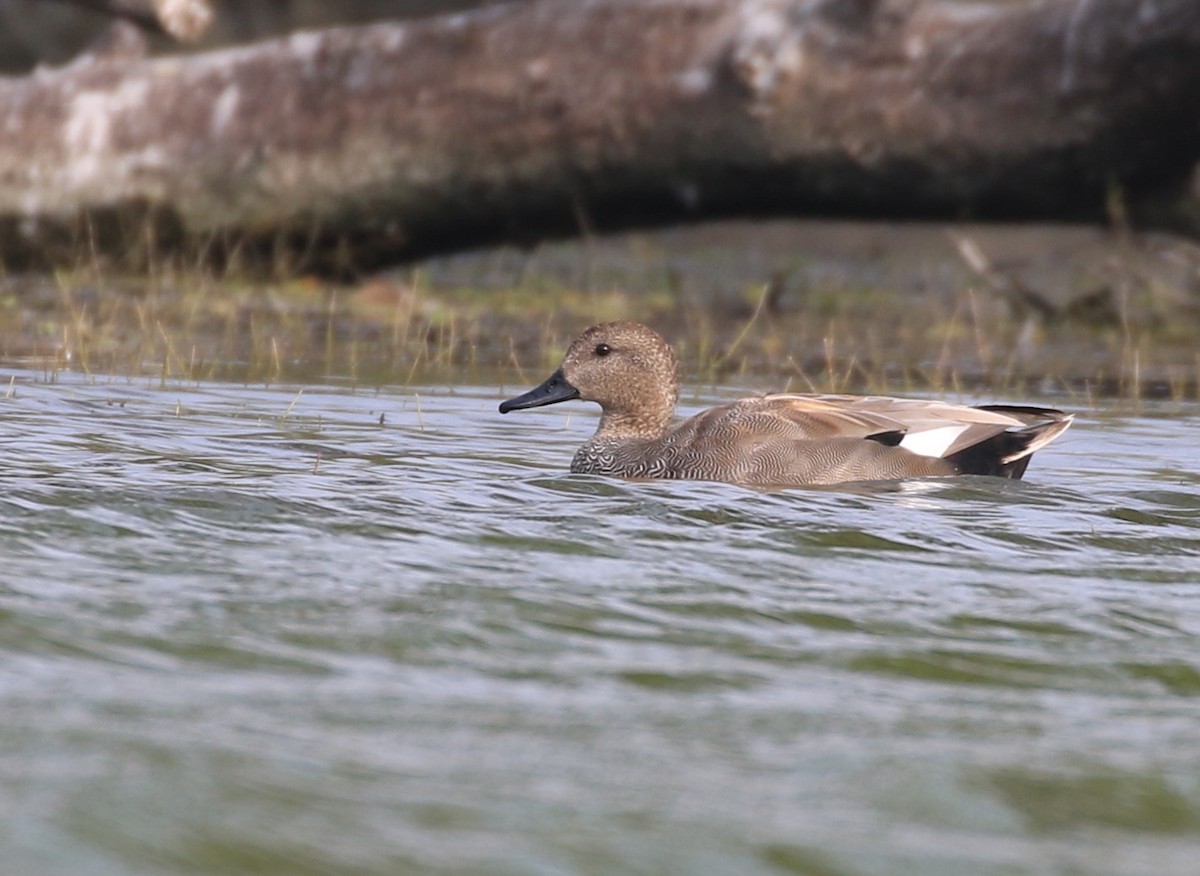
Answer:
[499,322,1073,487]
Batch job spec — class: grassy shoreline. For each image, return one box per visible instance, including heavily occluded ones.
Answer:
[2,220,1198,404]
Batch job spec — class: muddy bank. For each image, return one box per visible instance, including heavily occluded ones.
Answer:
[1,219,1197,401]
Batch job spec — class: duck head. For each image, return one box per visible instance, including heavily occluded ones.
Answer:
[499,322,679,437]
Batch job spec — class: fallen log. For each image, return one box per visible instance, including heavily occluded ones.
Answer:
[2,0,1199,275]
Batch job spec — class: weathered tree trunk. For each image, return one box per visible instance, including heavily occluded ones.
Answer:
[2,0,1199,275]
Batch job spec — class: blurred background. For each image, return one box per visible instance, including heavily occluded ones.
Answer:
[0,0,1196,397]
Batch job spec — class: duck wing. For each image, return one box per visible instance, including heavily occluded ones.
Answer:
[683,395,910,444]
[764,394,1074,476]
[701,394,1073,465]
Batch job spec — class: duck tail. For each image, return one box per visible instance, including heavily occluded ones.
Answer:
[945,407,1074,480]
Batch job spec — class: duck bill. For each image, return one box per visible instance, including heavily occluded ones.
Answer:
[499,369,580,413]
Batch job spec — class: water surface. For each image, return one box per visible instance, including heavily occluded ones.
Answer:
[1,373,1198,875]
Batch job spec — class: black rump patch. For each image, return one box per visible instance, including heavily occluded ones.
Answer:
[865,430,906,447]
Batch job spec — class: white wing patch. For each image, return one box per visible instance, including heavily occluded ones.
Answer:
[899,424,972,458]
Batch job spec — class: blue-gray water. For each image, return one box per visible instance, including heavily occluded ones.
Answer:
[2,372,1198,876]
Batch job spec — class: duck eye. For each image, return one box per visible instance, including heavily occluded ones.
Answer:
[594,343,612,357]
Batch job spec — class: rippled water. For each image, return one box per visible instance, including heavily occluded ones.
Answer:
[1,372,1198,876]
